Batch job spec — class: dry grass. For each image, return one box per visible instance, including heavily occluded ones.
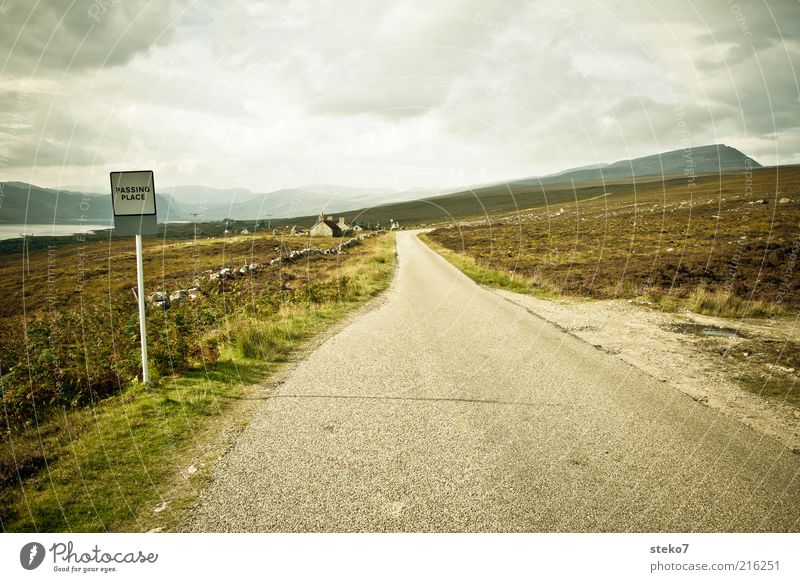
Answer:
[427,166,800,317]
[0,233,396,532]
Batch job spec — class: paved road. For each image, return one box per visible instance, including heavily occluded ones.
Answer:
[191,231,800,532]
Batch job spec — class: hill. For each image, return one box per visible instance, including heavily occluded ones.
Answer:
[315,144,763,227]
[1,144,762,227]
[0,182,190,224]
[162,184,436,221]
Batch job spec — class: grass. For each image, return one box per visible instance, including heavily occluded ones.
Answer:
[423,165,800,410]
[0,229,369,319]
[726,339,800,409]
[426,165,800,317]
[419,233,557,297]
[0,358,264,532]
[0,233,396,532]
[650,287,777,318]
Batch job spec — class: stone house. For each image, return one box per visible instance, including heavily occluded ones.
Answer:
[310,212,343,237]
[337,217,353,234]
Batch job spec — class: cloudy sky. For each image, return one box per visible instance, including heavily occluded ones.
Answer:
[0,0,798,193]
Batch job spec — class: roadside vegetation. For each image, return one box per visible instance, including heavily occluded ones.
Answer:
[0,230,395,531]
[426,166,800,317]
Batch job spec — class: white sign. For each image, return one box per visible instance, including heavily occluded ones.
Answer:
[110,171,156,216]
[108,169,157,383]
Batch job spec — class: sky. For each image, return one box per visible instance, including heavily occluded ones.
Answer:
[0,0,798,194]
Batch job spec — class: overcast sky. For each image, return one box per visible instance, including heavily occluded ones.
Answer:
[0,0,798,193]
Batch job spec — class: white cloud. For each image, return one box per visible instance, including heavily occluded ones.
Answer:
[0,0,798,191]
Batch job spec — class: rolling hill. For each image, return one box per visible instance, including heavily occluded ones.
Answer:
[1,144,762,228]
[304,144,764,227]
[0,182,190,224]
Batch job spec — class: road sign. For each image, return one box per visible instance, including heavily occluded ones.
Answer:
[110,170,158,236]
[109,170,158,383]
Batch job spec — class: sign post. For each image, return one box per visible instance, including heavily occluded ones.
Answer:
[110,170,158,384]
[134,233,149,383]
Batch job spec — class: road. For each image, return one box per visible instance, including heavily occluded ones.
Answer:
[191,231,799,532]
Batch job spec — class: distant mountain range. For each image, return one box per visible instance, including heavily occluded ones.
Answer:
[0,182,189,224]
[284,143,764,227]
[0,144,762,226]
[160,184,439,221]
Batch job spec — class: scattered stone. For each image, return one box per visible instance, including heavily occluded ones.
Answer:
[147,291,170,309]
[779,197,791,204]
[169,289,188,306]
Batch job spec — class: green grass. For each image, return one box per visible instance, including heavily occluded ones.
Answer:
[1,233,396,532]
[419,233,558,298]
[0,358,264,532]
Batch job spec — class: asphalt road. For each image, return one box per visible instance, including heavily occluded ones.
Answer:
[191,231,800,532]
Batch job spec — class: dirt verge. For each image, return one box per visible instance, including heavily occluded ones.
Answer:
[491,288,800,453]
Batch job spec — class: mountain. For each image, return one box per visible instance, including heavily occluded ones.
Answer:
[160,184,439,221]
[1,144,762,227]
[293,144,763,227]
[0,182,190,224]
[511,144,760,188]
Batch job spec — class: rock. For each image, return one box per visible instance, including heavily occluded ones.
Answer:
[147,291,170,309]
[169,290,188,306]
[148,291,169,303]
[779,197,791,204]
[187,287,202,299]
[153,502,168,514]
[186,464,198,476]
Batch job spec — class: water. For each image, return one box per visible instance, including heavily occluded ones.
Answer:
[0,223,112,241]
[675,323,743,338]
[700,327,741,338]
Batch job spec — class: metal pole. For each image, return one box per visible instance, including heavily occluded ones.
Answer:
[135,234,150,383]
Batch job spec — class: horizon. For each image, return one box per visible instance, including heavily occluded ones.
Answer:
[1,141,778,197]
[1,1,799,195]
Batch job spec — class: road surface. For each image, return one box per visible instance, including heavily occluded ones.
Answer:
[191,231,799,532]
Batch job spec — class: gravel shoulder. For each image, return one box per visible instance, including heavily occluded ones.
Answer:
[491,289,800,453]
